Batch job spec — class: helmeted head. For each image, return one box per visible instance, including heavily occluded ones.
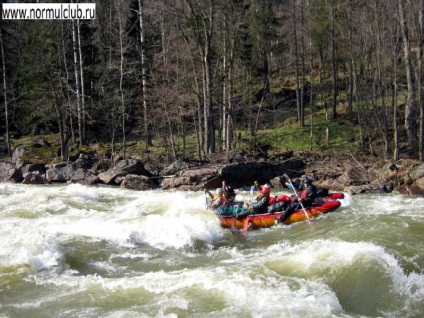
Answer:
[302,177,312,186]
[215,188,223,195]
[260,185,270,195]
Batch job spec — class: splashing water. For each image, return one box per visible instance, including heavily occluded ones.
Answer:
[0,184,423,318]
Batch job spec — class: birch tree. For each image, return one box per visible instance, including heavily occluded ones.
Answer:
[138,0,152,149]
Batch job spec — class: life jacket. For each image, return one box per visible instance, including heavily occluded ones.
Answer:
[299,184,317,202]
[275,194,292,203]
[212,194,226,205]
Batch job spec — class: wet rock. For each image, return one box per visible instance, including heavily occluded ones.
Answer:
[345,184,387,195]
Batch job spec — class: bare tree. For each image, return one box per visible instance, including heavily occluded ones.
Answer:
[72,20,83,147]
[330,0,338,119]
[0,26,10,157]
[138,0,152,149]
[77,19,86,145]
[398,0,418,150]
[418,0,424,160]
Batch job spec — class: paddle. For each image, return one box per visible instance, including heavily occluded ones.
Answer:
[243,216,251,232]
[204,188,211,210]
[284,173,311,224]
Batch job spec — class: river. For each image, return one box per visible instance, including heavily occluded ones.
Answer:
[0,183,423,318]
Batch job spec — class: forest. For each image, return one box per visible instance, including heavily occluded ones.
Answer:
[0,0,423,163]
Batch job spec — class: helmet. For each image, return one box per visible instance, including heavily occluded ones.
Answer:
[260,185,270,195]
[302,177,312,185]
[215,188,223,195]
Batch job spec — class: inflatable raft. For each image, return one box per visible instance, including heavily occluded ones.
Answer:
[216,193,344,231]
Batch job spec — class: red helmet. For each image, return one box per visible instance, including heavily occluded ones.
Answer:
[260,185,270,195]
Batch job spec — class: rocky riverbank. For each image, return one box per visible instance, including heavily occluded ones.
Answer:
[1,140,424,196]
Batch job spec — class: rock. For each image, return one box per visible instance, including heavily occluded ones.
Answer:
[98,159,152,184]
[270,176,283,188]
[46,163,78,182]
[71,169,98,186]
[22,172,46,185]
[345,184,387,195]
[20,164,46,175]
[220,158,305,187]
[36,139,51,147]
[0,162,21,182]
[344,166,372,186]
[180,167,220,178]
[120,174,158,190]
[161,176,193,189]
[406,185,424,196]
[160,160,190,176]
[12,145,27,165]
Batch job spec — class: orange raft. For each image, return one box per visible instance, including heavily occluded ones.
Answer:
[218,199,342,230]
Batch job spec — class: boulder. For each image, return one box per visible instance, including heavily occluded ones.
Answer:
[71,169,98,186]
[22,172,46,185]
[393,184,424,196]
[120,174,158,190]
[12,145,27,165]
[36,139,51,147]
[160,160,190,176]
[180,167,220,178]
[20,163,46,175]
[345,184,387,195]
[161,176,193,189]
[0,162,21,182]
[344,166,373,186]
[270,176,283,189]
[98,159,152,184]
[46,163,79,182]
[220,158,305,187]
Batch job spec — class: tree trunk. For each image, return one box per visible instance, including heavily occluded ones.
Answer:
[330,0,338,119]
[292,0,301,127]
[418,0,424,160]
[399,0,418,148]
[300,0,306,128]
[0,27,11,157]
[61,22,74,146]
[138,0,152,149]
[182,31,203,160]
[77,19,86,145]
[118,11,126,159]
[72,20,83,147]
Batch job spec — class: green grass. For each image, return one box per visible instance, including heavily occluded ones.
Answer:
[7,104,362,164]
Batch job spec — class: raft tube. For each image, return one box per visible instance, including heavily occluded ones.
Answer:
[218,200,341,230]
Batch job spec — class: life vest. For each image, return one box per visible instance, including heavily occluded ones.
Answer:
[212,194,226,204]
[275,194,292,203]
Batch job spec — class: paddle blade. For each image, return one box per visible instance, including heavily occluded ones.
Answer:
[243,216,251,232]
